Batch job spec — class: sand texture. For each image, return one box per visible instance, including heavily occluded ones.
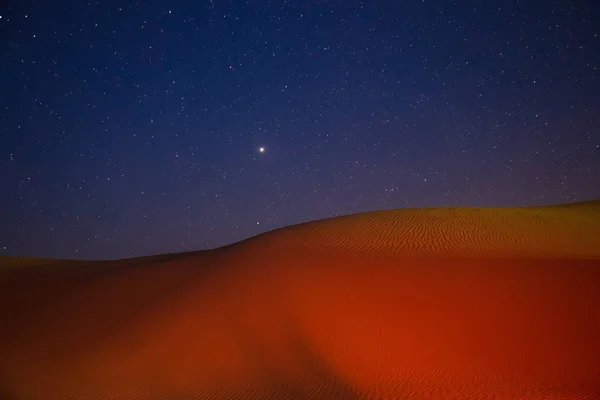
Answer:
[1,201,600,399]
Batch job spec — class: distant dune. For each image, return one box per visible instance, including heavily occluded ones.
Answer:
[1,201,600,399]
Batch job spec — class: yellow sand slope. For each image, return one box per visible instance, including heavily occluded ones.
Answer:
[1,201,599,399]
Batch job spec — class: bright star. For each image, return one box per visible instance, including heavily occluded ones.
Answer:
[258,146,265,153]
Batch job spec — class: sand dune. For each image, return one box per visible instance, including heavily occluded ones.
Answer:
[1,201,600,399]
[238,200,600,259]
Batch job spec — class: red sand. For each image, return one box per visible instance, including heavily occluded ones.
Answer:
[1,201,600,399]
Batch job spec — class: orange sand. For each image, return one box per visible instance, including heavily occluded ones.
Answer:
[1,201,600,399]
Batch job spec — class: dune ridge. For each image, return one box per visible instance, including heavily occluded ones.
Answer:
[1,201,599,399]
[235,200,600,260]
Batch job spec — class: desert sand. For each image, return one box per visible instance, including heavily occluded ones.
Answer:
[1,201,600,399]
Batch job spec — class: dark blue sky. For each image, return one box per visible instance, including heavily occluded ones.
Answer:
[1,1,599,260]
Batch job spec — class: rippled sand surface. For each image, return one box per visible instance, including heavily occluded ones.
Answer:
[1,201,599,399]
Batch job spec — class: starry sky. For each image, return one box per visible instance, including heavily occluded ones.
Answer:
[1,1,599,260]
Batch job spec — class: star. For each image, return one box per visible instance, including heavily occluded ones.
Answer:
[258,146,265,153]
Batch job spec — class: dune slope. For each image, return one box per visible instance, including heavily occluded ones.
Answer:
[1,201,600,399]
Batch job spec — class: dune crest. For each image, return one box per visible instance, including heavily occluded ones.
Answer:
[236,200,600,259]
[1,201,600,399]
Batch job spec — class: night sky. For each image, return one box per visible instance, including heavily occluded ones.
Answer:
[1,1,599,260]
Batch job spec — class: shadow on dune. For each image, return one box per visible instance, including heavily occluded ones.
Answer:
[228,315,363,400]
[215,276,365,400]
